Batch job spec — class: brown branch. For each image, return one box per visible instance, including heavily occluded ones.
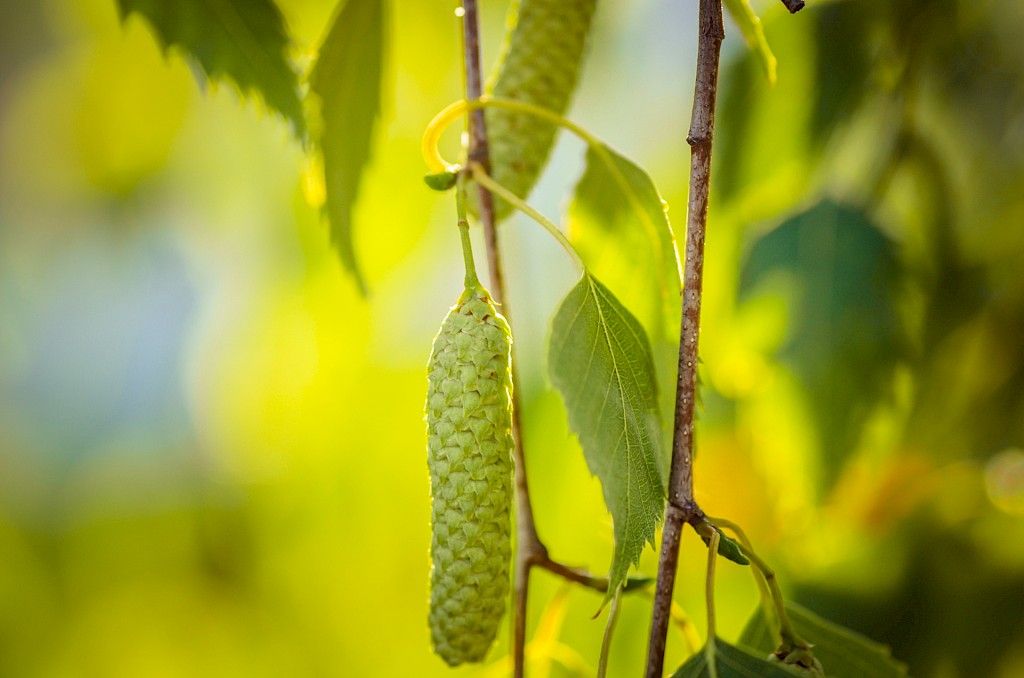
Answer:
[536,557,610,593]
[643,0,725,675]
[457,3,565,676]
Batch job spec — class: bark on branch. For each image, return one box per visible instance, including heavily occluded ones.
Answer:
[643,0,725,674]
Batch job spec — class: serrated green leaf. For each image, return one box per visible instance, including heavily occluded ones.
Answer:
[672,639,805,678]
[548,273,666,599]
[739,200,904,487]
[117,0,304,137]
[309,0,386,294]
[566,145,681,446]
[739,602,908,678]
[724,0,777,84]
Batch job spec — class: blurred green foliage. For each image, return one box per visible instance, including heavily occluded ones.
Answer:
[0,0,1022,676]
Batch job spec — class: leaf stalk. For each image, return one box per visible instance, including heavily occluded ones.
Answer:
[707,517,816,658]
[455,178,480,289]
[705,529,722,678]
[468,164,584,268]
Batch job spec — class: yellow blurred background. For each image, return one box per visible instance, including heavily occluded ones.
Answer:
[1,0,1023,676]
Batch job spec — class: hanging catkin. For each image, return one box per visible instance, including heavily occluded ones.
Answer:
[480,0,598,220]
[426,286,513,666]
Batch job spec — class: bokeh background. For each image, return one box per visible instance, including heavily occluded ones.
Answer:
[2,0,1023,675]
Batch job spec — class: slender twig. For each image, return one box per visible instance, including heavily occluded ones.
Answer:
[455,178,480,289]
[457,6,545,676]
[644,0,725,674]
[534,555,654,594]
[424,96,672,282]
[704,530,722,678]
[704,517,773,620]
[470,164,583,268]
[456,6,544,678]
[597,591,622,678]
[707,517,809,652]
[536,557,609,592]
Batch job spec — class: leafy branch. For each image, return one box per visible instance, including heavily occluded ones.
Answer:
[431,40,690,678]
[646,0,806,674]
[458,5,657,675]
[119,2,916,676]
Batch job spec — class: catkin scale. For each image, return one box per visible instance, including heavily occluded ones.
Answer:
[478,0,597,220]
[426,286,513,666]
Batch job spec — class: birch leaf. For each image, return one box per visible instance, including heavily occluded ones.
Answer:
[549,273,665,599]
[308,0,387,294]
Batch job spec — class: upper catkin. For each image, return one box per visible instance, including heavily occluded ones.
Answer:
[426,286,513,666]
[480,0,597,220]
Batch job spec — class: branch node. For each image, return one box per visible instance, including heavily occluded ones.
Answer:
[686,133,711,148]
[666,498,704,524]
[684,500,706,524]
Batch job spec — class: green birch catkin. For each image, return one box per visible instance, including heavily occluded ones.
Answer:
[426,285,513,666]
[480,0,598,220]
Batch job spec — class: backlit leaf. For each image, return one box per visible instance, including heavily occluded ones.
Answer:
[566,144,682,440]
[309,0,387,294]
[567,144,681,346]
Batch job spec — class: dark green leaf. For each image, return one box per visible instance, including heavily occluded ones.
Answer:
[117,0,304,137]
[692,519,750,566]
[740,602,908,678]
[309,0,387,294]
[672,639,805,677]
[739,201,904,487]
[548,273,666,599]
